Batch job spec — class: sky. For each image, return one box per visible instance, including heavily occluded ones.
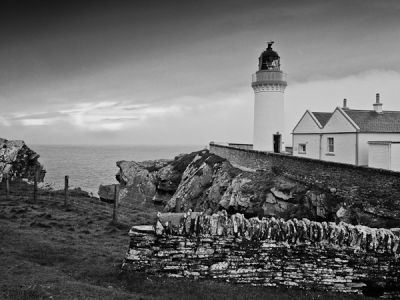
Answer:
[1,0,400,145]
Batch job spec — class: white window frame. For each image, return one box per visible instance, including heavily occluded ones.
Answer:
[327,137,334,153]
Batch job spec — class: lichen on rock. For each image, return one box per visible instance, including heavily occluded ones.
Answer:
[0,138,45,182]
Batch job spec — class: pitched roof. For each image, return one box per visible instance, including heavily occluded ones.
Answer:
[312,112,332,127]
[344,110,400,133]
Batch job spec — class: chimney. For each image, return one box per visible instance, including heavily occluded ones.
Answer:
[373,93,383,113]
[342,98,348,109]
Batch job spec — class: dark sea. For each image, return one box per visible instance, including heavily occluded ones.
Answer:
[30,144,204,196]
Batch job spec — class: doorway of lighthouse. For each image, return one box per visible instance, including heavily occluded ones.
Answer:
[273,134,281,153]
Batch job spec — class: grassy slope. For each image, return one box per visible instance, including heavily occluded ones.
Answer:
[0,181,372,300]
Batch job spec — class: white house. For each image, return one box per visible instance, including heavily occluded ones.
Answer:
[292,94,400,167]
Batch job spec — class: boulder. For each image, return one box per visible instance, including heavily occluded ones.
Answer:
[271,187,292,200]
[0,138,45,182]
[116,160,157,204]
[98,184,117,202]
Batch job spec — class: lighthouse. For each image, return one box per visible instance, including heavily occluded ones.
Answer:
[252,42,287,152]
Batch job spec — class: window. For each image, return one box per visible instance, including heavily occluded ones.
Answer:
[299,144,306,154]
[327,137,334,153]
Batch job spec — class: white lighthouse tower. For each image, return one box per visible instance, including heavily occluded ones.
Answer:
[252,41,287,152]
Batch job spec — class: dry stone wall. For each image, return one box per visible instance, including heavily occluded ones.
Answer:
[123,211,400,298]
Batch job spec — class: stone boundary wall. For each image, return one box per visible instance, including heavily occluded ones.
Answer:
[153,211,399,254]
[209,143,400,217]
[123,212,400,297]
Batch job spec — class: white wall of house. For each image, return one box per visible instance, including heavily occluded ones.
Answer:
[322,108,358,133]
[292,111,322,160]
[391,144,400,171]
[320,133,357,165]
[358,133,400,166]
[368,143,391,170]
[317,108,358,165]
[292,111,321,134]
[292,134,321,159]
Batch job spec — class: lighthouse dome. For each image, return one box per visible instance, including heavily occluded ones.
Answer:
[258,41,280,71]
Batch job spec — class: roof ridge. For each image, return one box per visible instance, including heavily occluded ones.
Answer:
[346,109,400,113]
[345,109,373,112]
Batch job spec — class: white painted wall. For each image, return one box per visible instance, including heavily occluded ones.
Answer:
[358,133,400,166]
[292,134,321,159]
[390,144,400,172]
[368,143,390,170]
[292,111,321,134]
[253,90,284,151]
[321,133,357,165]
[322,109,357,133]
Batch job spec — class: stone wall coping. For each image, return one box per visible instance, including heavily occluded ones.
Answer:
[129,225,155,235]
[151,211,400,255]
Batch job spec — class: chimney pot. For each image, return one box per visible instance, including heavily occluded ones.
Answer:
[343,98,348,109]
[373,93,383,113]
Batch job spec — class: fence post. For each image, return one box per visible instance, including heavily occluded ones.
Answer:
[5,174,10,200]
[33,168,38,202]
[64,175,69,207]
[113,184,120,224]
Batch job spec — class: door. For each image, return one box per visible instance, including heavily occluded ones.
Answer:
[273,134,281,153]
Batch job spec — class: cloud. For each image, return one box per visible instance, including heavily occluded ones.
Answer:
[1,68,399,146]
[0,116,10,126]
[3,100,183,132]
[20,119,54,126]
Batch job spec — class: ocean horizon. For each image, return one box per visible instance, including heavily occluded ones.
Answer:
[30,144,206,196]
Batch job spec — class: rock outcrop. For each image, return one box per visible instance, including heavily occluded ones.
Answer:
[103,149,400,228]
[0,138,45,182]
[103,150,340,224]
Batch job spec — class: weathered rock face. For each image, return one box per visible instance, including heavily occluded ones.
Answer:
[106,149,399,227]
[164,151,228,212]
[219,175,252,212]
[0,138,45,182]
[114,153,214,205]
[116,160,160,205]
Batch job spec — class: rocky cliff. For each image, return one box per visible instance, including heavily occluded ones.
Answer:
[0,138,45,182]
[99,149,381,226]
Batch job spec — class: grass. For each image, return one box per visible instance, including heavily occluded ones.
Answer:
[0,180,373,299]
